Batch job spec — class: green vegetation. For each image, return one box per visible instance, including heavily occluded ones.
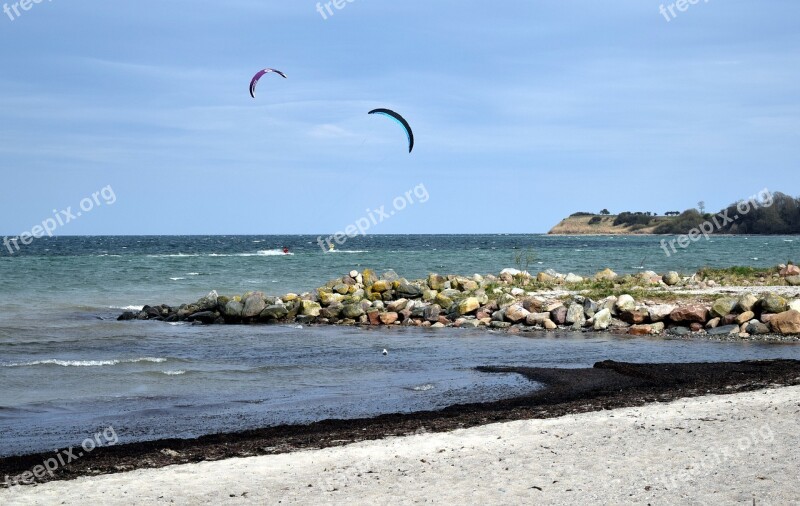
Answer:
[718,192,800,234]
[652,209,706,234]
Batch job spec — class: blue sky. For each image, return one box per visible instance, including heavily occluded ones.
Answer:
[1,0,798,235]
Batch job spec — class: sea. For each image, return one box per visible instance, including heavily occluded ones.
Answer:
[1,234,800,457]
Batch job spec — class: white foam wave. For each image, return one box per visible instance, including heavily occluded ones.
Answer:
[187,272,200,276]
[162,370,186,376]
[327,250,368,254]
[146,253,199,258]
[109,305,144,311]
[170,277,186,281]
[411,384,435,392]
[5,357,167,368]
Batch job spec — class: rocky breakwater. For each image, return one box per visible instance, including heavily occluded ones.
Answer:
[118,267,800,339]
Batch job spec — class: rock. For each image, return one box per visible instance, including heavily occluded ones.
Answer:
[735,311,755,325]
[458,297,480,315]
[628,324,654,336]
[537,272,556,283]
[746,322,771,335]
[333,283,350,295]
[583,298,598,318]
[431,322,446,329]
[769,310,800,335]
[595,268,618,281]
[319,291,345,306]
[387,299,408,312]
[342,303,366,319]
[396,281,423,299]
[670,305,710,324]
[300,300,321,317]
[242,293,266,318]
[760,294,788,314]
[620,308,649,325]
[505,303,531,323]
[117,311,139,321]
[663,271,681,286]
[187,311,217,324]
[423,304,442,322]
[690,322,704,332]
[786,276,800,286]
[789,300,800,312]
[320,304,342,319]
[371,280,391,293]
[780,265,800,277]
[550,306,567,325]
[497,293,517,308]
[737,293,759,313]
[510,287,525,297]
[525,312,551,326]
[711,297,738,319]
[378,312,398,325]
[565,273,584,284]
[648,304,676,323]
[366,310,381,325]
[195,291,219,311]
[615,295,636,312]
[543,319,558,330]
[460,319,480,328]
[668,326,691,337]
[707,324,740,336]
[651,322,665,334]
[566,304,585,326]
[260,304,288,320]
[223,300,244,319]
[490,321,512,329]
[706,317,721,329]
[362,269,378,286]
[435,293,454,309]
[593,308,612,330]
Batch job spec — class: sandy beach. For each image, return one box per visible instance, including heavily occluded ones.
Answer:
[3,385,798,505]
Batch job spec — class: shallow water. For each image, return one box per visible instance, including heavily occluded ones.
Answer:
[1,235,800,456]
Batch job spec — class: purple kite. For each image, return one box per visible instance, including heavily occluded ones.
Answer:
[249,68,287,99]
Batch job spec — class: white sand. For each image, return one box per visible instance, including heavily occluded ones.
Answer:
[3,386,799,505]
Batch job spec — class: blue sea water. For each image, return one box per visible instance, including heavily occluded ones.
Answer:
[1,234,799,456]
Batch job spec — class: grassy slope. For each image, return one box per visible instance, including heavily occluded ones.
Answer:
[548,215,676,235]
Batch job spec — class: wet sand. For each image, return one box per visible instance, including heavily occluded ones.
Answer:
[2,381,799,504]
[1,359,799,490]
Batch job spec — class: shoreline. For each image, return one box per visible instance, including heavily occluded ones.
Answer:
[6,384,796,504]
[2,359,799,487]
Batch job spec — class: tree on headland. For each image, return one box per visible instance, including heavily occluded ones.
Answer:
[698,201,706,214]
[600,209,610,215]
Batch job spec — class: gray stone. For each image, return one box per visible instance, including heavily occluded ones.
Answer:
[706,324,739,336]
[260,304,289,320]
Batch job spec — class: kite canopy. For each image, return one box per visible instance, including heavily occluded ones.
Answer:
[249,68,287,98]
[368,108,414,153]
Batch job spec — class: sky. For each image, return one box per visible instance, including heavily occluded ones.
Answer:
[1,0,798,235]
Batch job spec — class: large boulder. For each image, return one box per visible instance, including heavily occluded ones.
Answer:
[223,300,244,319]
[593,308,612,330]
[707,324,740,337]
[620,308,649,325]
[746,321,771,335]
[780,265,800,277]
[737,293,759,313]
[380,312,399,325]
[195,291,219,311]
[663,272,681,286]
[711,297,738,319]
[342,303,366,319]
[395,281,423,299]
[786,276,800,287]
[550,306,568,325]
[670,305,710,324]
[595,268,618,281]
[260,304,288,320]
[423,304,441,323]
[387,299,409,312]
[458,297,480,315]
[790,300,800,312]
[615,295,636,313]
[565,273,584,284]
[648,304,676,323]
[760,294,788,314]
[242,293,267,318]
[300,300,322,317]
[769,310,800,335]
[506,303,531,323]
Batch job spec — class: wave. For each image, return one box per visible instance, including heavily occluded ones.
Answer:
[326,250,368,254]
[407,383,435,392]
[170,277,186,281]
[108,305,144,311]
[187,272,201,276]
[161,370,186,376]
[208,250,294,257]
[146,253,200,258]
[4,357,168,368]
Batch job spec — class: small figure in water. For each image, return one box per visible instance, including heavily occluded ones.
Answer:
[282,246,289,255]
